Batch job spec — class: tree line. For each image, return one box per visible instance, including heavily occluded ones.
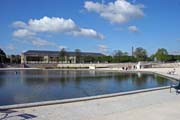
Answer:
[0,48,21,64]
[59,47,180,63]
[0,47,180,64]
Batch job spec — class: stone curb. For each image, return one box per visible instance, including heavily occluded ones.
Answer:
[0,86,170,110]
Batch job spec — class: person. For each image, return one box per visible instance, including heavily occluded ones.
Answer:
[122,67,124,70]
[171,68,176,75]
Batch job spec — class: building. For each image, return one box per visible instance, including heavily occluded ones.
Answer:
[21,50,105,64]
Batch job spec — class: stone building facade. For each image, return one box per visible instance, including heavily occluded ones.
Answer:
[21,50,104,64]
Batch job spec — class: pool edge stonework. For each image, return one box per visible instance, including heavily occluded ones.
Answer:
[0,86,170,109]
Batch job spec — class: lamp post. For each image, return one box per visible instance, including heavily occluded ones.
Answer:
[132,46,134,57]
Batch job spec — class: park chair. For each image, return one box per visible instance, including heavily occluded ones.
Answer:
[170,81,180,94]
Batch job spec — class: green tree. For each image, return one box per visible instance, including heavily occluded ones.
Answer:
[155,48,168,62]
[112,50,133,63]
[10,55,21,64]
[75,49,81,63]
[0,48,7,63]
[149,54,155,61]
[96,56,113,63]
[104,56,113,63]
[59,48,66,62]
[133,47,147,61]
[113,50,128,57]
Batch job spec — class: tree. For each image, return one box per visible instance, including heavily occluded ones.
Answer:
[113,50,128,57]
[10,55,21,64]
[83,56,95,63]
[133,47,147,61]
[112,50,134,63]
[0,48,7,63]
[104,56,113,63]
[75,49,81,63]
[149,54,155,61]
[155,48,168,62]
[59,48,66,62]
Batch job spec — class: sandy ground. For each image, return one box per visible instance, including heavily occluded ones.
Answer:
[0,67,180,120]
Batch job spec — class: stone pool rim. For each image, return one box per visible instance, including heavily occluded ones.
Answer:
[0,86,170,110]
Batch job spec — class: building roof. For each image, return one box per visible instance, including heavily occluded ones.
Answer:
[23,50,105,57]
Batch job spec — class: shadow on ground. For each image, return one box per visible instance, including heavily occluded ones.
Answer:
[0,109,37,120]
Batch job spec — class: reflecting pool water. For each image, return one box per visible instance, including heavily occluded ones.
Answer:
[0,70,172,106]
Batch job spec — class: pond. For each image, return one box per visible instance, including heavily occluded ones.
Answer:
[0,70,172,106]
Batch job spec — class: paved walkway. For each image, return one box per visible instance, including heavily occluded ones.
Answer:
[0,89,180,120]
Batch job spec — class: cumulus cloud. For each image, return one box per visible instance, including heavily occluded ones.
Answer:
[84,0,144,24]
[72,28,104,40]
[12,16,104,40]
[31,38,56,47]
[12,21,27,28]
[97,44,108,53]
[28,17,77,32]
[13,29,36,38]
[128,25,139,32]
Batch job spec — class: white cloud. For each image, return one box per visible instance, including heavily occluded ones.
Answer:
[128,25,139,32]
[12,21,27,28]
[72,28,104,40]
[84,0,144,24]
[13,29,35,38]
[97,44,108,53]
[12,16,104,40]
[28,16,77,32]
[31,38,56,47]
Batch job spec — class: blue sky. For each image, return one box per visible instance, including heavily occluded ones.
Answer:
[0,0,180,55]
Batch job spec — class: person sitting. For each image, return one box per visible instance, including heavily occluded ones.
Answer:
[167,68,176,75]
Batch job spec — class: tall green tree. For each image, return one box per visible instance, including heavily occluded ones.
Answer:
[75,49,81,63]
[133,47,147,61]
[0,48,7,63]
[155,48,168,62]
[59,48,66,62]
[113,50,128,57]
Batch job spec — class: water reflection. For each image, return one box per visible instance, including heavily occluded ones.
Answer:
[0,70,172,106]
[0,71,6,87]
[155,74,169,85]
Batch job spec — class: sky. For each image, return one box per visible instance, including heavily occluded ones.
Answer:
[0,0,180,55]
